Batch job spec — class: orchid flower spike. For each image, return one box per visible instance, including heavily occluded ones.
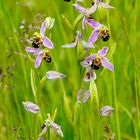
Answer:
[32,17,54,49]
[62,31,94,49]
[81,46,114,81]
[25,47,51,68]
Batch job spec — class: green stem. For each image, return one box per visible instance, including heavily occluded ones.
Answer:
[112,65,121,140]
[90,80,100,140]
[51,54,74,126]
[74,102,81,140]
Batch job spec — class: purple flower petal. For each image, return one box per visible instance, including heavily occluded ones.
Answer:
[102,56,114,71]
[22,101,39,113]
[43,36,54,49]
[82,16,87,30]
[77,89,83,102]
[35,53,43,68]
[100,106,114,117]
[86,3,97,15]
[76,31,82,39]
[39,126,47,137]
[100,2,114,9]
[51,122,61,129]
[46,71,66,80]
[81,60,91,68]
[51,122,63,137]
[95,0,100,3]
[25,47,41,54]
[98,46,108,56]
[77,88,90,103]
[73,4,86,13]
[87,18,101,28]
[40,21,47,36]
[86,54,96,63]
[82,90,90,103]
[61,41,77,48]
[83,69,96,82]
[88,29,99,44]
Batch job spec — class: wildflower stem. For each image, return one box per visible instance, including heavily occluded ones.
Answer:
[112,64,121,140]
[74,102,81,140]
[51,53,73,126]
[90,80,100,140]
[47,128,50,140]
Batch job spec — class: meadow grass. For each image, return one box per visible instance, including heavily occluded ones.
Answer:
[0,0,140,140]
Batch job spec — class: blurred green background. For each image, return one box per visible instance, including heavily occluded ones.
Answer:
[0,0,140,140]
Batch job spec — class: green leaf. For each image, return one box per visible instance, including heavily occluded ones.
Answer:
[62,14,74,31]
[63,95,73,126]
[30,68,37,101]
[90,80,99,110]
[39,75,47,91]
[52,108,58,122]
[73,14,83,28]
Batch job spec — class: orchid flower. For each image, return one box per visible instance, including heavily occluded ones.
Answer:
[81,46,114,81]
[77,88,90,103]
[46,71,66,80]
[32,17,54,49]
[38,114,63,139]
[100,106,114,117]
[88,19,110,44]
[62,31,94,49]
[73,3,97,29]
[22,101,39,113]
[93,0,114,11]
[73,1,113,30]
[25,47,51,68]
[83,68,97,82]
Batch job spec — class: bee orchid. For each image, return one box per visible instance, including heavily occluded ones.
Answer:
[62,31,94,49]
[88,20,110,44]
[73,1,113,30]
[93,0,114,10]
[46,71,66,80]
[38,114,63,139]
[25,47,51,68]
[100,106,114,117]
[77,88,90,103]
[32,17,54,49]
[22,101,39,113]
[81,46,114,81]
[73,3,97,29]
